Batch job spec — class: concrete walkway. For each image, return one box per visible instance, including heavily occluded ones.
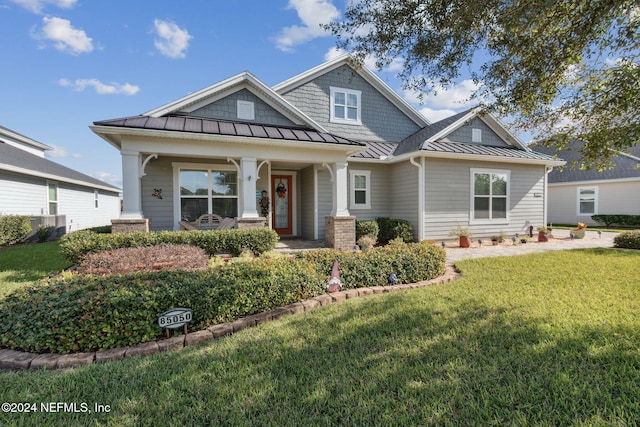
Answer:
[445,229,617,263]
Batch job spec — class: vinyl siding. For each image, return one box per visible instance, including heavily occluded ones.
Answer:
[443,118,508,147]
[390,161,419,240]
[280,64,421,143]
[300,166,315,239]
[548,180,640,226]
[348,163,391,220]
[423,158,546,240]
[0,170,47,215]
[316,168,333,240]
[58,184,120,232]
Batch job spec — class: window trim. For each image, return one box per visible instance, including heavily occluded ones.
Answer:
[349,170,371,210]
[577,186,598,216]
[47,181,58,215]
[469,168,510,224]
[237,100,255,121]
[330,86,362,125]
[472,128,482,143]
[94,189,99,209]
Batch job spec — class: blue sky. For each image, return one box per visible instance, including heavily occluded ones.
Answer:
[0,0,484,188]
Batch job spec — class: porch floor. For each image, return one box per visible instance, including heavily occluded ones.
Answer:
[274,238,329,253]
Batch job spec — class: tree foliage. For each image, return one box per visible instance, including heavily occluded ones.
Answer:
[326,0,640,169]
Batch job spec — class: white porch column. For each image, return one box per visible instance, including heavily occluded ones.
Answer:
[120,150,143,219]
[332,161,350,217]
[240,157,259,218]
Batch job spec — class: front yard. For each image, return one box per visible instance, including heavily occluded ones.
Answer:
[1,244,639,425]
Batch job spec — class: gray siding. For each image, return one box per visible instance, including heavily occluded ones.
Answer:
[281,64,421,143]
[348,163,391,220]
[0,170,46,215]
[300,166,315,239]
[317,169,333,240]
[443,118,508,147]
[190,88,296,127]
[423,158,546,240]
[390,161,419,240]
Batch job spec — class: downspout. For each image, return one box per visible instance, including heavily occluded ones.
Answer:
[410,156,424,241]
[544,166,554,227]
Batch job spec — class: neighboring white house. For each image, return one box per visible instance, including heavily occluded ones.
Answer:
[0,124,121,234]
[532,140,640,226]
[91,55,564,248]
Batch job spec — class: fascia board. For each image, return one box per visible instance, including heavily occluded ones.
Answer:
[549,177,640,186]
[389,150,567,167]
[0,126,52,151]
[0,163,121,193]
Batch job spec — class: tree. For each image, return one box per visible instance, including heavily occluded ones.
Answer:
[326,0,640,169]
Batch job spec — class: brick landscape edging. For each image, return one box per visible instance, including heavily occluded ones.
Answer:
[0,265,460,371]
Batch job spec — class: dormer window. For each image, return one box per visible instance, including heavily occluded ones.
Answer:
[237,100,255,121]
[330,87,361,125]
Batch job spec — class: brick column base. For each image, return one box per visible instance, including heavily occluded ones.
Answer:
[325,216,356,251]
[111,218,150,233]
[235,217,267,229]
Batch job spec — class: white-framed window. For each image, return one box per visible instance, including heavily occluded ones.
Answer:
[472,128,482,143]
[94,190,99,209]
[330,87,361,125]
[47,181,58,215]
[577,186,597,216]
[470,168,510,222]
[178,167,238,221]
[349,170,371,209]
[237,100,255,121]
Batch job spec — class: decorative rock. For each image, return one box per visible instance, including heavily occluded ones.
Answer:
[125,341,159,359]
[95,347,127,363]
[371,286,386,294]
[208,323,233,338]
[358,287,374,296]
[344,289,360,299]
[330,292,347,302]
[157,336,185,352]
[57,352,95,369]
[230,318,251,333]
[185,330,213,347]
[312,294,333,306]
[283,303,305,314]
[0,349,35,370]
[301,299,321,311]
[30,354,62,370]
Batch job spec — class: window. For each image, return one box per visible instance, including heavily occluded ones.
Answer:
[94,190,99,209]
[472,128,482,143]
[237,100,255,121]
[349,170,371,209]
[471,169,509,221]
[179,169,238,221]
[330,87,361,124]
[578,187,597,215]
[47,181,58,215]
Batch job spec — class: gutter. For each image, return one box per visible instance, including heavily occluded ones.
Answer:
[409,157,425,241]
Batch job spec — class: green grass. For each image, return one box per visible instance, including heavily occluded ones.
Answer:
[0,242,72,298]
[1,248,639,426]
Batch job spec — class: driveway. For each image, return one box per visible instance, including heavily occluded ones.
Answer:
[445,229,617,263]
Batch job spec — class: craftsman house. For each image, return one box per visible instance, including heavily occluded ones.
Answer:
[0,124,121,235]
[91,55,564,248]
[532,140,640,226]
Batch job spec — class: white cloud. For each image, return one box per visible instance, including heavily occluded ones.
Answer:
[403,79,482,109]
[35,16,93,55]
[418,107,457,123]
[92,172,122,188]
[46,144,81,158]
[9,0,76,14]
[58,78,140,95]
[274,0,340,52]
[153,19,192,59]
[324,47,404,72]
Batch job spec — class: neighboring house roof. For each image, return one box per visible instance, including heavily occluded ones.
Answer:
[0,124,51,152]
[0,141,121,193]
[273,54,430,128]
[93,115,364,148]
[531,140,640,183]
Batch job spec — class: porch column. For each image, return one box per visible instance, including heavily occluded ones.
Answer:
[240,157,259,218]
[120,150,143,219]
[332,161,350,217]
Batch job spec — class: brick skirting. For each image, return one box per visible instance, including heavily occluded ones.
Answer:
[325,215,356,250]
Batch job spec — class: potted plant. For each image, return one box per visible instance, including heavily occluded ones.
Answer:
[490,231,506,245]
[356,235,376,250]
[537,226,549,242]
[449,224,472,248]
[570,222,587,239]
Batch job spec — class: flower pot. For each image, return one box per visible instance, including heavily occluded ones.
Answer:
[459,236,471,248]
[538,231,548,242]
[571,230,586,239]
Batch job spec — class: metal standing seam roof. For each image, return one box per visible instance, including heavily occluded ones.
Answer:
[93,115,364,148]
[350,141,398,159]
[423,140,558,161]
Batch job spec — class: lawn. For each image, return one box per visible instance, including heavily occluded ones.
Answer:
[0,242,71,298]
[1,247,639,426]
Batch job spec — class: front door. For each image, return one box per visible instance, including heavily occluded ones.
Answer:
[272,175,292,235]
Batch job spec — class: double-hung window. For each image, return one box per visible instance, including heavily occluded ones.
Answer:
[471,168,509,221]
[330,87,361,124]
[47,181,58,215]
[179,168,238,221]
[349,170,371,209]
[577,187,597,215]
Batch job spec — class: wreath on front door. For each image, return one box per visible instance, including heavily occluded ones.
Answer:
[276,182,287,198]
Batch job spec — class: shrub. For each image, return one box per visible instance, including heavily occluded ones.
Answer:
[0,258,322,354]
[613,230,640,250]
[376,217,414,244]
[592,214,640,228]
[355,220,379,241]
[0,214,32,246]
[59,228,279,263]
[77,244,210,275]
[36,225,55,243]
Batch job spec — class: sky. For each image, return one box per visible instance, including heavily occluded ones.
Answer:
[0,0,485,188]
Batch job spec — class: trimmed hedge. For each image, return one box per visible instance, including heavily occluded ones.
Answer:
[613,230,640,250]
[355,220,379,241]
[59,228,279,263]
[0,214,31,246]
[376,217,414,243]
[0,241,446,354]
[592,214,640,228]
